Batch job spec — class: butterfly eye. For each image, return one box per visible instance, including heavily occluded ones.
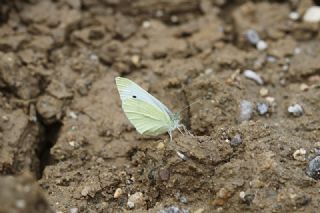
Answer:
[132,95,137,98]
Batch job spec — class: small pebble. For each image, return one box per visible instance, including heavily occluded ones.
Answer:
[257,103,269,115]
[239,100,254,122]
[176,151,187,160]
[289,11,300,20]
[300,83,309,91]
[16,200,26,209]
[170,15,179,23]
[303,6,320,23]
[69,141,76,147]
[70,208,78,213]
[69,111,77,119]
[2,115,9,121]
[230,134,242,147]
[265,96,275,104]
[256,40,268,51]
[293,148,307,161]
[288,104,304,117]
[131,55,140,66]
[239,191,246,200]
[294,47,301,55]
[114,188,123,198]
[243,70,264,85]
[81,186,90,196]
[245,29,260,45]
[180,196,188,204]
[142,21,151,28]
[259,88,269,97]
[158,206,189,213]
[157,142,165,150]
[266,55,276,63]
[306,156,320,180]
[127,192,144,209]
[127,201,134,209]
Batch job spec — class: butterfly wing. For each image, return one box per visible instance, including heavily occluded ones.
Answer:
[115,77,173,118]
[122,98,171,136]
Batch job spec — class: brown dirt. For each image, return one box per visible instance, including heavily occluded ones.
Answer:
[0,0,320,212]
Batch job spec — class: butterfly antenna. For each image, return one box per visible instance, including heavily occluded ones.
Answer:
[178,100,202,114]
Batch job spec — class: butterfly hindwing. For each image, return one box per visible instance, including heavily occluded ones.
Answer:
[122,98,171,136]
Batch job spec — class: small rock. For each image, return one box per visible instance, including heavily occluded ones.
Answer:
[289,11,300,21]
[2,115,9,121]
[293,148,307,161]
[158,206,189,213]
[243,70,264,85]
[245,29,260,45]
[176,151,187,160]
[257,103,269,115]
[180,196,188,204]
[306,156,320,180]
[239,191,255,205]
[303,6,320,23]
[157,142,165,150]
[212,188,231,206]
[69,111,77,119]
[239,191,245,200]
[113,188,123,198]
[131,55,140,66]
[81,186,90,197]
[265,97,275,104]
[142,20,151,28]
[158,168,170,181]
[127,192,145,209]
[288,104,304,117]
[194,208,205,213]
[266,55,276,63]
[70,208,78,213]
[230,134,242,147]
[16,199,26,209]
[127,201,134,209]
[259,88,269,97]
[256,40,268,51]
[239,100,254,122]
[300,83,309,91]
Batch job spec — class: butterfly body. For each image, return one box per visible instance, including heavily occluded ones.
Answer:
[115,77,182,141]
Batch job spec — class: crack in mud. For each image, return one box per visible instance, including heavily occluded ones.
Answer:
[37,121,62,179]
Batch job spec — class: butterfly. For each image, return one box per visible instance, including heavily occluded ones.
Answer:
[115,77,188,141]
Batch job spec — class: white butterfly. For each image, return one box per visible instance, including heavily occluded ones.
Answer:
[115,77,187,141]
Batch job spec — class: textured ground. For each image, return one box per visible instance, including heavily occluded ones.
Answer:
[0,0,320,212]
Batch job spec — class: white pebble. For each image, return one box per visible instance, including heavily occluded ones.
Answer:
[303,6,320,23]
[289,11,300,21]
[69,111,77,119]
[127,201,134,209]
[259,88,269,97]
[293,148,307,161]
[243,70,264,85]
[239,100,254,122]
[16,200,26,209]
[294,47,301,55]
[70,208,78,213]
[127,192,144,209]
[142,21,151,28]
[114,188,123,198]
[176,151,187,160]
[288,104,304,117]
[239,191,246,200]
[256,40,268,50]
[245,29,260,45]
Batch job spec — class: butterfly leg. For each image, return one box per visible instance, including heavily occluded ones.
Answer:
[180,124,193,136]
[177,126,185,135]
[168,131,173,142]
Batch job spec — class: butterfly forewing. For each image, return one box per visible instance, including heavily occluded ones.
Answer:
[115,77,173,118]
[122,98,171,136]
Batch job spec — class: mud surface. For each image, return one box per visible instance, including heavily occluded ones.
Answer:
[0,0,320,212]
